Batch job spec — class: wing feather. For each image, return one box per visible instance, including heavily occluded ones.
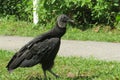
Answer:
[6,38,60,71]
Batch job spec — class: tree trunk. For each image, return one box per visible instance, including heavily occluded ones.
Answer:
[33,0,39,24]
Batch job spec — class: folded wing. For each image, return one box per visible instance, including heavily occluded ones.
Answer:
[6,38,60,71]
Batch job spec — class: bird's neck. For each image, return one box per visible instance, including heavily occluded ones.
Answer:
[49,23,66,38]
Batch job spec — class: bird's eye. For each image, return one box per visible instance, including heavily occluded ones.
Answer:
[62,18,67,22]
[63,16,67,19]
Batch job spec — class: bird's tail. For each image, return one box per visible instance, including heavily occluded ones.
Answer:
[6,66,14,73]
[8,69,14,74]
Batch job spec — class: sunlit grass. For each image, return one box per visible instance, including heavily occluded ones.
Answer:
[0,50,120,80]
[63,27,120,42]
[0,18,120,42]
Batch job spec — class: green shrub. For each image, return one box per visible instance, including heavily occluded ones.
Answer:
[0,0,120,29]
[0,0,32,21]
[38,0,120,28]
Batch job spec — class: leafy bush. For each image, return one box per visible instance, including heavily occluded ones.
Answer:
[38,0,120,29]
[0,0,32,21]
[0,0,120,29]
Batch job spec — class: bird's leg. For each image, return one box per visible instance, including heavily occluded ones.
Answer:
[43,70,47,79]
[48,69,59,78]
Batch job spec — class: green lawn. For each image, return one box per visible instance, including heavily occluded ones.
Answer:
[1,18,120,80]
[0,19,120,42]
[0,50,120,80]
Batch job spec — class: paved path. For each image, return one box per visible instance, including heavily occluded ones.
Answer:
[0,36,120,61]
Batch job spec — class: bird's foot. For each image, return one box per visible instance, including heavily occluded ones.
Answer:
[48,70,60,78]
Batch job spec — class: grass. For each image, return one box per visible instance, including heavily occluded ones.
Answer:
[0,18,120,42]
[1,50,120,80]
[64,26,120,42]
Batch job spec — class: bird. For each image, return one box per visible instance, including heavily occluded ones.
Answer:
[6,14,74,79]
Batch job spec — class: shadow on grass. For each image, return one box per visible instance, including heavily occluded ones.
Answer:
[28,77,57,80]
[28,76,98,80]
[27,75,42,80]
[27,74,98,80]
[27,70,99,80]
[67,75,99,80]
[66,70,99,80]
[27,76,53,80]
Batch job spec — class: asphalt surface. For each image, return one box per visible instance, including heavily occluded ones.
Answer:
[0,36,120,61]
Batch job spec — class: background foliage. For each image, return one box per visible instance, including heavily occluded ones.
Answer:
[0,0,32,21]
[0,0,120,29]
[39,0,120,29]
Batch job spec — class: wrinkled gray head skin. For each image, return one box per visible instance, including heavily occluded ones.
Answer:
[57,14,73,28]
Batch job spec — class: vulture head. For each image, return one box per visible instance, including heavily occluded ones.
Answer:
[57,14,74,28]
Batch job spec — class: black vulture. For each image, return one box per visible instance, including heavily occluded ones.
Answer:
[6,14,73,78]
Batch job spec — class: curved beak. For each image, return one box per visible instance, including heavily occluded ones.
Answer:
[68,19,74,23]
